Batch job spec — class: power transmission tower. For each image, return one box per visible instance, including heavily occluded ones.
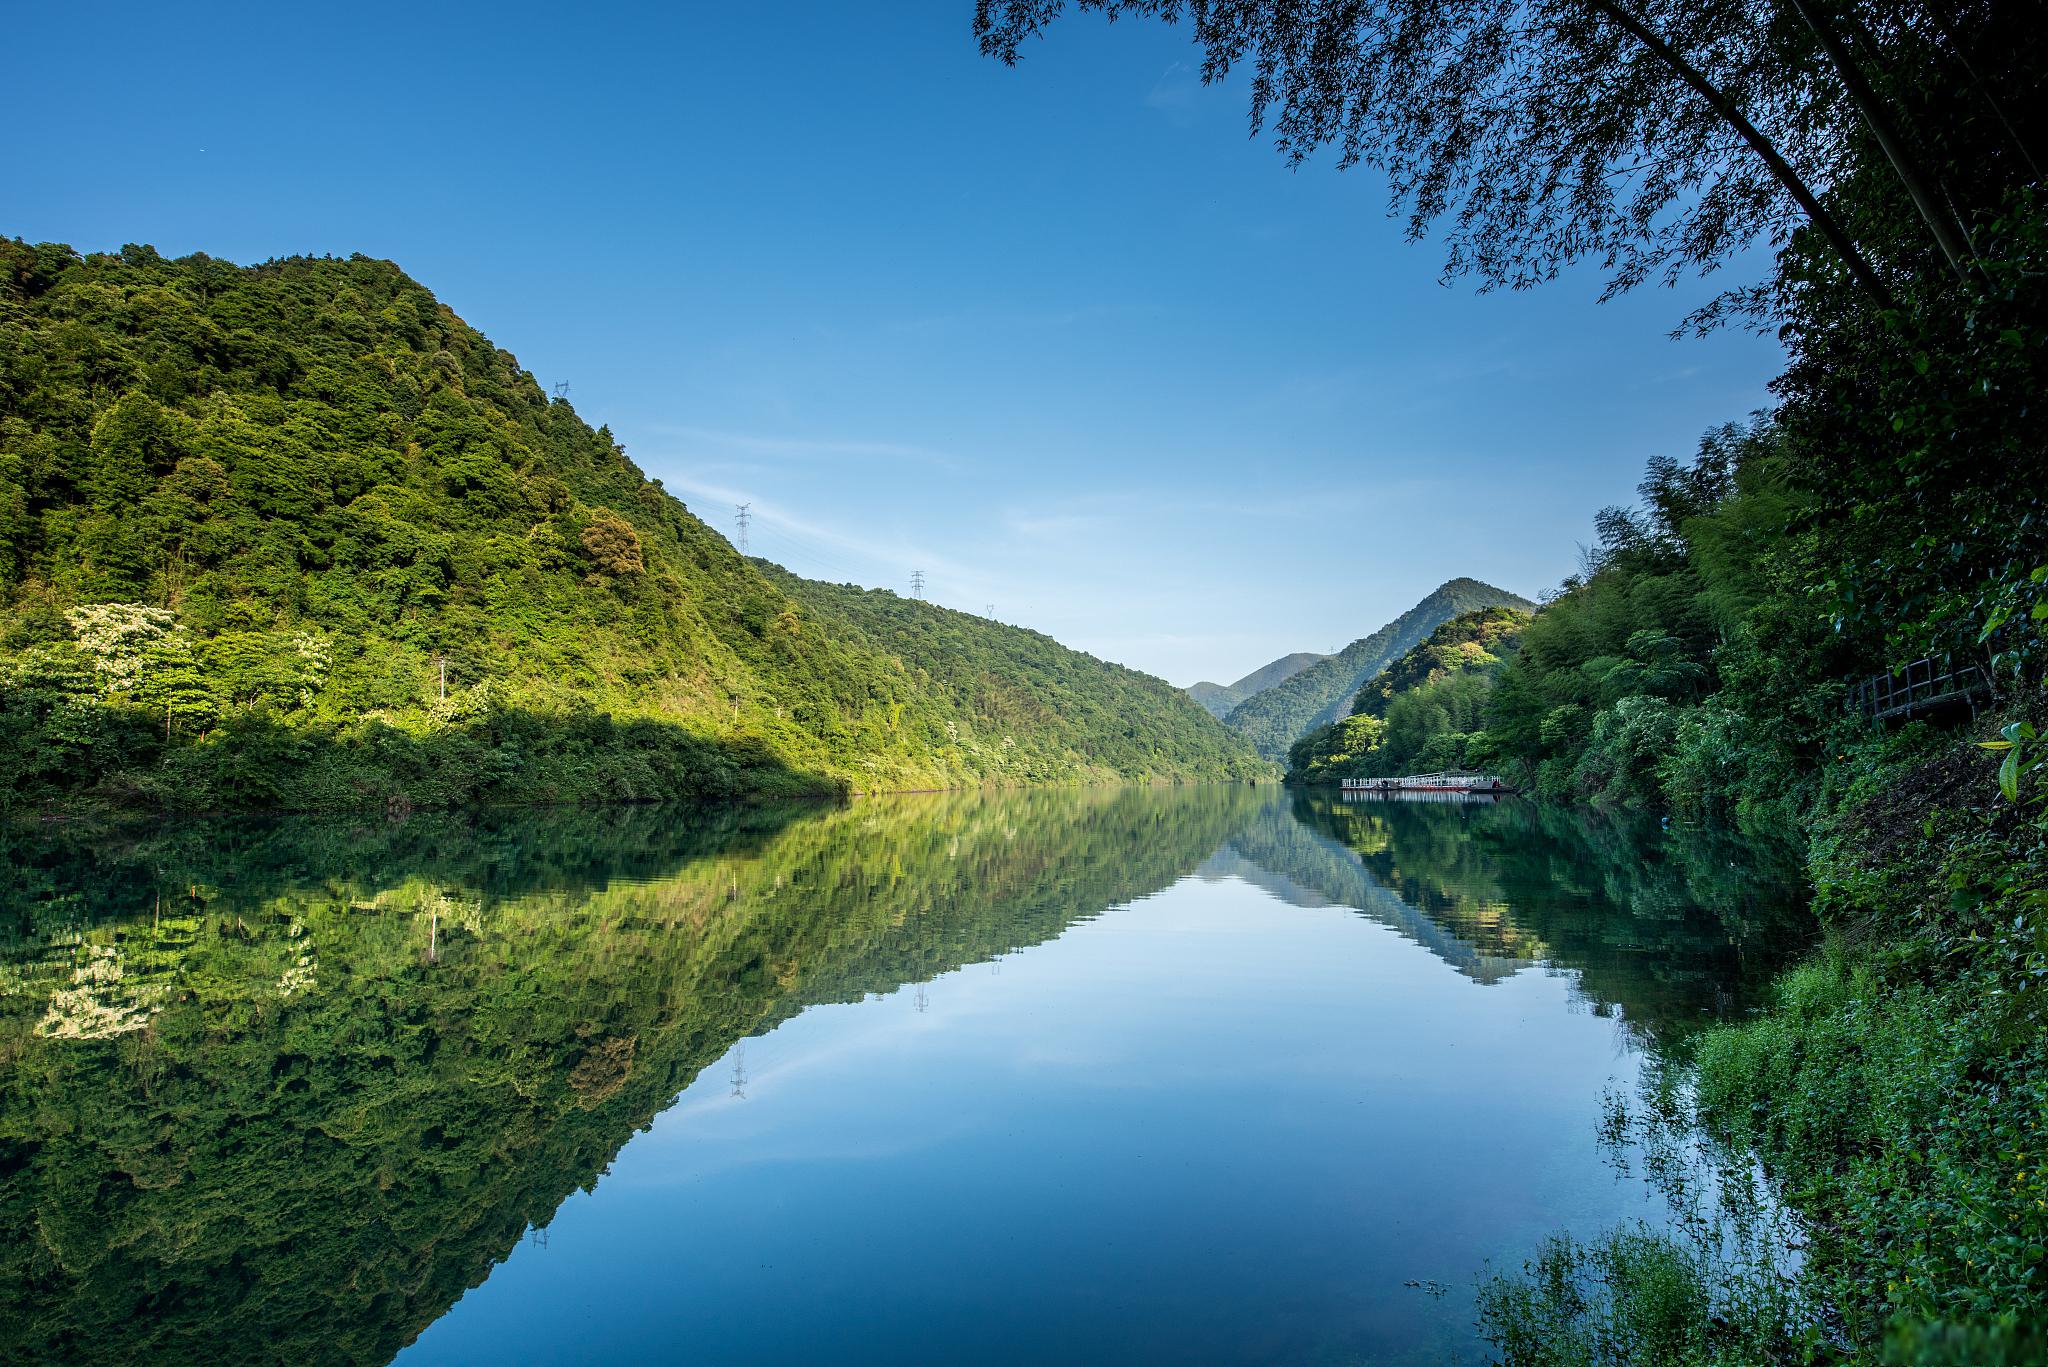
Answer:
[729,1043,748,1100]
[910,570,925,601]
[986,604,996,620]
[735,503,751,557]
[551,381,570,399]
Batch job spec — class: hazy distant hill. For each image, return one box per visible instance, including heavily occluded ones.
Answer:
[1222,579,1534,760]
[1186,651,1327,718]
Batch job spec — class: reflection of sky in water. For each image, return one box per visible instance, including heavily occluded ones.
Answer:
[400,873,1664,1367]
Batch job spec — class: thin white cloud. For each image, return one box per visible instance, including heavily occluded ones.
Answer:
[644,424,962,470]
[661,475,977,584]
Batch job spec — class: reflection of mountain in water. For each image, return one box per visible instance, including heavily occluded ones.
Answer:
[0,785,1808,1367]
[0,786,1266,1367]
[1197,837,1539,986]
[1265,792,1813,1034]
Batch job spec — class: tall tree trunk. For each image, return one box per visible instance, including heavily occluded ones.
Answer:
[1788,0,1977,280]
[1585,0,1898,309]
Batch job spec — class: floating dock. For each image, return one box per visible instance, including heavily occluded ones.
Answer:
[1339,771,1517,796]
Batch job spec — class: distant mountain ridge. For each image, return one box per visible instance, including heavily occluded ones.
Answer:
[1221,579,1535,761]
[1186,651,1328,719]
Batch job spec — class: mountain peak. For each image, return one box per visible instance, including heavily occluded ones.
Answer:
[1215,579,1536,759]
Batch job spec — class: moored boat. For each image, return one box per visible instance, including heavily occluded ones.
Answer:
[1339,771,1517,795]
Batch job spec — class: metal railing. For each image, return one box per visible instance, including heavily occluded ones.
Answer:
[1849,657,1991,722]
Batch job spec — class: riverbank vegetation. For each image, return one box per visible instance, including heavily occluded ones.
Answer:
[0,243,1268,815]
[988,1,2048,1359]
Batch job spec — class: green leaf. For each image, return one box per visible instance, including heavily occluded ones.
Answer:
[2001,748,2021,802]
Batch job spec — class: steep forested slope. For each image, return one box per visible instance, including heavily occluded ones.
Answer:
[767,567,1265,785]
[1224,578,1532,760]
[0,240,1266,810]
[1287,606,1529,783]
[1186,650,1326,718]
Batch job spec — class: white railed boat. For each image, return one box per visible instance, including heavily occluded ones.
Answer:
[1339,771,1517,796]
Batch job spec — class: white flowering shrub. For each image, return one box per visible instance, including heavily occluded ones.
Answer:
[62,602,179,696]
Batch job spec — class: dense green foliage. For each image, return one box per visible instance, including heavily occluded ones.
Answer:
[1286,605,1528,783]
[1185,650,1325,719]
[1459,350,2048,1362]
[1222,577,1532,761]
[0,785,1270,1366]
[1454,174,2048,1367]
[766,565,1265,787]
[0,241,1266,813]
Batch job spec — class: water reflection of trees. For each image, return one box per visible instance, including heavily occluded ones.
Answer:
[0,786,1808,1366]
[1248,792,1812,1036]
[0,786,1264,1367]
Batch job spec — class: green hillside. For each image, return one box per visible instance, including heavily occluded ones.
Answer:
[1223,578,1532,760]
[0,240,1267,813]
[1287,606,1530,783]
[765,566,1268,787]
[1186,650,1326,719]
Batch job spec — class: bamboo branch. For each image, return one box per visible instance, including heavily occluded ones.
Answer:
[1788,0,1976,282]
[1584,0,1897,309]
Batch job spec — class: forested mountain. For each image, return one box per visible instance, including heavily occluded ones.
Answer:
[1222,578,1532,760]
[0,241,1268,812]
[1287,606,1529,784]
[1185,650,1325,718]
[763,566,1264,786]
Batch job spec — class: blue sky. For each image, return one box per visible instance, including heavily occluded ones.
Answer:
[8,0,1783,686]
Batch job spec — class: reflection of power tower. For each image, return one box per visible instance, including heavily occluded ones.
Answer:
[915,983,928,1013]
[528,1224,550,1249]
[730,1043,748,1100]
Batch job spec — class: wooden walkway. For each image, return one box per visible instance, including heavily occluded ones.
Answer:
[1849,657,1991,722]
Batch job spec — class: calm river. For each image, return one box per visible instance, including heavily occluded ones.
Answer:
[0,786,1809,1365]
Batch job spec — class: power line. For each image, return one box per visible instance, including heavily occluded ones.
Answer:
[735,503,751,557]
[910,569,925,601]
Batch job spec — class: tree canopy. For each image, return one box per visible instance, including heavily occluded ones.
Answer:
[976,1,2045,322]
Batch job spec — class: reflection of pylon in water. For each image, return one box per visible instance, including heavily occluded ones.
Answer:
[730,1043,748,1100]
[915,983,928,1013]
[528,1224,549,1249]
